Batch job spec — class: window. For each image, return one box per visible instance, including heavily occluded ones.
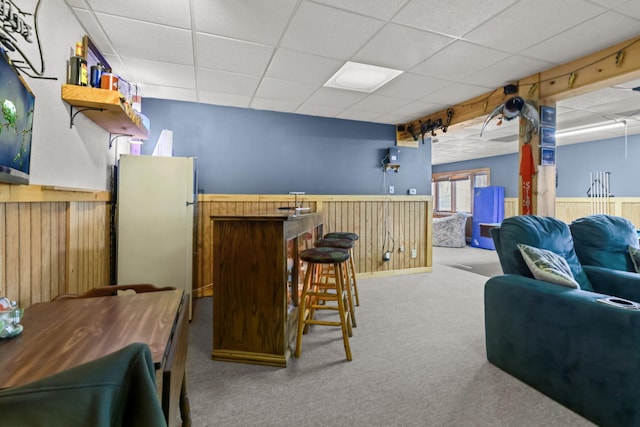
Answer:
[432,168,489,214]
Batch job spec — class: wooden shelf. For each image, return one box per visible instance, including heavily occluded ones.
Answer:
[61,84,149,139]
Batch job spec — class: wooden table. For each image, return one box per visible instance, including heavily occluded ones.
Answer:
[211,212,323,367]
[0,289,190,427]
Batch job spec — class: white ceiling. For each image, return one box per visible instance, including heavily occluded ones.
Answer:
[63,0,640,164]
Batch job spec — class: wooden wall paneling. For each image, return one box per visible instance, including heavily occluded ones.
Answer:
[30,203,42,304]
[621,201,640,228]
[0,203,5,297]
[366,201,374,273]
[357,201,366,273]
[3,204,19,303]
[40,203,52,302]
[56,202,66,297]
[66,202,78,295]
[19,203,31,307]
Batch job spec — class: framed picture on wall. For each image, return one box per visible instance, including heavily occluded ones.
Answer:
[540,106,556,127]
[541,147,555,166]
[540,127,556,146]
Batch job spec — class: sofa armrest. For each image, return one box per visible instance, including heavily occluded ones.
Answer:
[485,274,640,427]
[584,265,640,301]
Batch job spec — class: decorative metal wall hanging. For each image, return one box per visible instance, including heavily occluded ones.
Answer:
[1,0,55,79]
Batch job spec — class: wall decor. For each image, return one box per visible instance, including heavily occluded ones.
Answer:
[0,0,54,79]
[540,126,556,146]
[541,147,555,166]
[540,106,556,127]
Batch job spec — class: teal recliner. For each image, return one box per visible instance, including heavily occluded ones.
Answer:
[487,215,640,427]
[570,213,639,273]
[0,342,167,427]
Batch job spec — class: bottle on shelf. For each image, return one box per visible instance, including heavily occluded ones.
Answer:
[68,41,88,86]
[90,62,105,88]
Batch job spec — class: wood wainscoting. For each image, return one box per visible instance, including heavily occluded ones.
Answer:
[504,197,640,227]
[194,194,434,297]
[0,185,111,309]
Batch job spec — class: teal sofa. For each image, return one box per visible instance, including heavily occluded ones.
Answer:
[0,342,167,427]
[487,215,640,427]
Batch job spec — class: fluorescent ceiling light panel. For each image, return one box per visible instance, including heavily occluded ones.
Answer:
[324,61,403,93]
[556,121,626,138]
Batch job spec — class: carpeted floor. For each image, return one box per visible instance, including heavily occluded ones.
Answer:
[434,245,504,278]
[184,248,594,427]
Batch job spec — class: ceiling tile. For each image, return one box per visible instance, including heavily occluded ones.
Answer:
[375,112,420,124]
[265,49,343,86]
[614,1,640,19]
[521,12,640,63]
[464,0,606,53]
[425,82,492,105]
[250,98,301,113]
[198,91,252,108]
[87,0,191,28]
[390,100,446,118]
[348,94,408,114]
[393,0,519,38]
[375,73,450,100]
[70,8,115,55]
[140,84,197,103]
[119,57,196,88]
[463,55,552,88]
[280,2,385,60]
[192,0,298,45]
[65,0,88,8]
[196,68,261,96]
[195,33,273,75]
[310,0,409,20]
[295,104,343,118]
[353,23,455,70]
[96,13,194,65]
[336,109,382,122]
[305,87,367,108]
[254,78,318,103]
[410,41,511,81]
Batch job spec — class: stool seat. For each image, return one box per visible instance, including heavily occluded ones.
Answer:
[300,247,349,264]
[324,232,359,241]
[314,238,354,250]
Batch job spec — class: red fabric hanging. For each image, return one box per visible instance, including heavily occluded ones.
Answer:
[519,143,535,215]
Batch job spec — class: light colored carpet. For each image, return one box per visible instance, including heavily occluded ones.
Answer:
[185,251,594,427]
[434,245,504,278]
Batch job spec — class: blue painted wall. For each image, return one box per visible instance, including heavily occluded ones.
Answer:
[142,98,432,195]
[433,134,640,197]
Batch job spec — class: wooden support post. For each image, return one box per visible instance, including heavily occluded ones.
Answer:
[517,75,556,216]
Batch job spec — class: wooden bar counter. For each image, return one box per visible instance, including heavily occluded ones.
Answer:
[211,212,322,367]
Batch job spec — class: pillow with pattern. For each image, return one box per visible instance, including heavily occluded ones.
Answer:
[517,243,580,289]
[629,245,640,273]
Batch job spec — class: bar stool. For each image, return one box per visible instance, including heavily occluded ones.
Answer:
[313,238,357,327]
[324,232,360,306]
[295,246,352,361]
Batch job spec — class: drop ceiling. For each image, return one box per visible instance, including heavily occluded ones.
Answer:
[64,0,640,164]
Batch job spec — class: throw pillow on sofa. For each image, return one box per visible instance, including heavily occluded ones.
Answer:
[629,245,640,273]
[517,243,580,288]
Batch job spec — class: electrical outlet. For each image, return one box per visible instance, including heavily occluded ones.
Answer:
[389,186,394,194]
[411,249,417,258]
[399,246,404,252]
[409,188,417,195]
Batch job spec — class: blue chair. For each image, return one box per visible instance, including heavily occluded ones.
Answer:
[487,215,640,427]
[570,214,639,272]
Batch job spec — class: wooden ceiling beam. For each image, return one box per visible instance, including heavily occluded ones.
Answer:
[396,35,640,143]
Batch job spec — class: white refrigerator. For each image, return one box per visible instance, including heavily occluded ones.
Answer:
[116,155,195,317]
